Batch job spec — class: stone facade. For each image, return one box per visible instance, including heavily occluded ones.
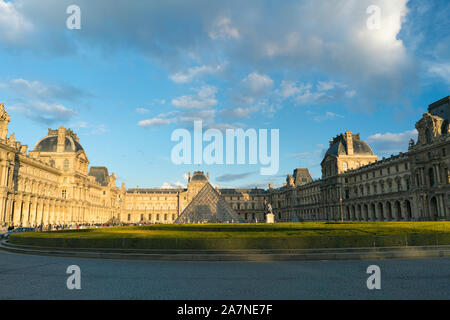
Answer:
[271,96,450,222]
[0,96,449,228]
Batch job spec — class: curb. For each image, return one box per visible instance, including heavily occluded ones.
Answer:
[2,240,450,261]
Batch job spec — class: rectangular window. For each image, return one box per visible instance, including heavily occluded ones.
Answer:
[63,160,69,171]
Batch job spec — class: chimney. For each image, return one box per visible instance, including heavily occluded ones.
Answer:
[345,131,353,155]
[19,145,28,155]
[57,126,66,153]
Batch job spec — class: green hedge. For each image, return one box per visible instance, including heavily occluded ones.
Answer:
[9,233,450,250]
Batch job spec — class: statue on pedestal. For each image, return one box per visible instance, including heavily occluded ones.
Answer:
[265,200,275,224]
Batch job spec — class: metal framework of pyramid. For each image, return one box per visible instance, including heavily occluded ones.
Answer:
[175,183,243,223]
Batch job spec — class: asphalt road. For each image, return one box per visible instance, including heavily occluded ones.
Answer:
[0,250,449,299]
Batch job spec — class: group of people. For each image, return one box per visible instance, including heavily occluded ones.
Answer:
[3,223,126,232]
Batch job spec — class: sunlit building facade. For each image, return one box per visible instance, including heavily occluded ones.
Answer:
[0,96,449,228]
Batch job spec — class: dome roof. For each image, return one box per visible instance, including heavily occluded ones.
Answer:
[325,132,374,157]
[34,135,84,153]
[191,171,208,182]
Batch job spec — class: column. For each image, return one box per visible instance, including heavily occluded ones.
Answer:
[439,195,445,219]
[13,200,22,226]
[21,199,30,227]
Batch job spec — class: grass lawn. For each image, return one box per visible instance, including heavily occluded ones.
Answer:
[9,222,450,250]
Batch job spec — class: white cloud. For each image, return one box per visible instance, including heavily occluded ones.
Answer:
[317,81,346,92]
[172,85,218,109]
[295,89,326,105]
[277,80,356,105]
[242,72,273,95]
[0,0,33,45]
[138,118,173,128]
[0,78,87,102]
[209,16,240,40]
[233,72,274,105]
[4,0,417,112]
[169,63,226,83]
[278,81,307,99]
[9,101,77,124]
[345,90,357,98]
[137,108,243,132]
[147,99,166,106]
[428,63,450,85]
[291,152,311,158]
[135,107,150,114]
[70,121,108,135]
[160,181,186,189]
[91,124,109,135]
[366,129,418,154]
[313,111,344,122]
[220,106,258,119]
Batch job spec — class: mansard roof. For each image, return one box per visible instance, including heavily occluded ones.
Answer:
[190,171,208,182]
[89,166,109,186]
[325,133,374,157]
[34,129,84,153]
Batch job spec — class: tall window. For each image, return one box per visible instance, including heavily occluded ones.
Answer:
[428,168,435,186]
[61,189,67,199]
[63,159,69,171]
[342,162,348,171]
[425,128,432,143]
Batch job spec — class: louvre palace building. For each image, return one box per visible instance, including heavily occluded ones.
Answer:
[0,96,449,228]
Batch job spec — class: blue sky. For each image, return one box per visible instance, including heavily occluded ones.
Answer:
[0,0,448,189]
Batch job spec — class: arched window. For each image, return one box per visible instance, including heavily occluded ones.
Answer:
[342,162,348,171]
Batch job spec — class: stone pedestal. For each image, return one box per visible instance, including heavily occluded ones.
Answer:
[266,213,275,224]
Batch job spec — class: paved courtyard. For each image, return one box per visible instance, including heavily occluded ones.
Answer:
[0,250,449,300]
